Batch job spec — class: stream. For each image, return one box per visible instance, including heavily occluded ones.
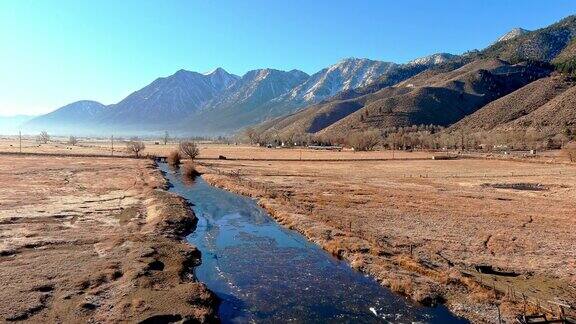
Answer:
[160,163,468,323]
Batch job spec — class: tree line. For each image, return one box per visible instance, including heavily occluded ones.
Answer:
[243,124,576,152]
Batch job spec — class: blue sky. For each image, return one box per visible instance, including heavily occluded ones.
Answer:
[1,0,576,116]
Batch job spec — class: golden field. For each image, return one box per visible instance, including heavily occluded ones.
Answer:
[197,152,576,322]
[1,138,574,322]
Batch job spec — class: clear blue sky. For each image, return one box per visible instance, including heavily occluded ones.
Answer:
[1,0,575,116]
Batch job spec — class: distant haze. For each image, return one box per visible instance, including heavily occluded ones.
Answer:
[0,115,36,135]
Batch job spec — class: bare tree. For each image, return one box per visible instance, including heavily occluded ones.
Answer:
[37,131,50,144]
[68,136,78,146]
[281,132,296,147]
[348,130,380,151]
[244,127,260,145]
[126,139,146,157]
[163,131,170,145]
[179,141,200,159]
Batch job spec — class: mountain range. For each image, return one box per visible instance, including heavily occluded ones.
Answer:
[22,14,576,140]
[23,55,457,136]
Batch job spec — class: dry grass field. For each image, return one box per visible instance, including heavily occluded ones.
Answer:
[0,136,434,160]
[1,139,574,322]
[198,156,576,322]
[0,155,216,322]
[1,136,572,164]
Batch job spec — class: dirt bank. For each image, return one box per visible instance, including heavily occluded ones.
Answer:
[0,156,217,322]
[198,159,576,323]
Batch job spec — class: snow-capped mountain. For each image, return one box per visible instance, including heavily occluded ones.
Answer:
[22,56,454,135]
[408,53,459,66]
[203,67,241,92]
[100,68,240,126]
[281,58,398,105]
[496,27,530,43]
[189,58,402,132]
[185,69,310,131]
[209,69,309,109]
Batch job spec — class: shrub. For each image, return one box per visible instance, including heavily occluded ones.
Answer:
[179,141,200,159]
[126,139,146,157]
[554,57,576,76]
[167,150,181,166]
[182,162,200,182]
[389,277,413,295]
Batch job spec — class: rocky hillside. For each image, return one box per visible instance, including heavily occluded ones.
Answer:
[495,28,530,43]
[259,59,551,138]
[449,74,576,136]
[271,58,398,108]
[407,53,459,66]
[479,15,576,63]
[184,69,310,132]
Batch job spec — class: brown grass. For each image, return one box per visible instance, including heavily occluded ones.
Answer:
[198,155,576,322]
[0,156,216,322]
[1,138,573,163]
[389,277,413,295]
[182,162,200,182]
[167,150,181,166]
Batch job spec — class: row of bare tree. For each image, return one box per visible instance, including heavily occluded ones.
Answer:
[32,131,201,158]
[242,125,576,152]
[30,126,576,159]
[36,131,77,145]
[126,139,199,158]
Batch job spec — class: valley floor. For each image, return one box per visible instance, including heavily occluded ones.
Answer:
[1,142,574,322]
[197,152,576,322]
[0,155,217,322]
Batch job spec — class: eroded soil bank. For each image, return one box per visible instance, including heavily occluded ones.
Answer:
[0,156,217,322]
[197,159,576,323]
